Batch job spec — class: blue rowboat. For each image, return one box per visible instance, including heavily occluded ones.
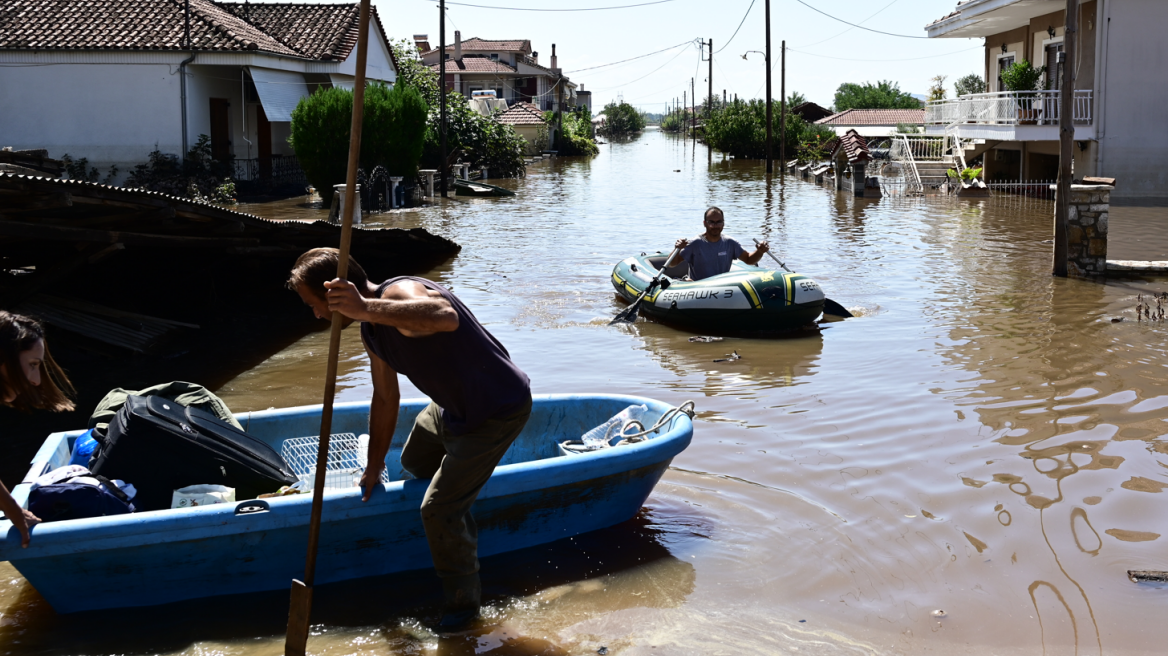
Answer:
[0,394,693,613]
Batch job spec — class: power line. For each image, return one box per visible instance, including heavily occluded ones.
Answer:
[713,0,756,54]
[591,41,696,91]
[788,44,981,62]
[427,0,677,11]
[794,0,901,48]
[794,0,929,39]
[566,40,695,73]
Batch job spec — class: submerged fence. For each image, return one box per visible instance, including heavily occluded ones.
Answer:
[234,155,308,186]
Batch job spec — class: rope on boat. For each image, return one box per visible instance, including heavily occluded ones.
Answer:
[613,401,696,444]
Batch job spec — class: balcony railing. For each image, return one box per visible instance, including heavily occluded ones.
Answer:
[926,90,1092,126]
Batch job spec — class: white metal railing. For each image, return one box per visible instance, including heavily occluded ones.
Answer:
[891,136,947,162]
[889,135,925,194]
[926,90,1092,126]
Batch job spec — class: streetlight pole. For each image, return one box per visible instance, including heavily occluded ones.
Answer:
[439,0,447,196]
[765,0,773,174]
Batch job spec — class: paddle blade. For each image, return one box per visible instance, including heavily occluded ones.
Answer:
[285,579,314,656]
[610,299,642,325]
[823,298,854,318]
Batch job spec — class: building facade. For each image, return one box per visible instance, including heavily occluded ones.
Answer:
[926,0,1167,199]
[0,0,397,183]
[419,34,577,112]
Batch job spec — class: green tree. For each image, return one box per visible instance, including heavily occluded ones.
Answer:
[786,91,807,107]
[954,73,985,97]
[833,80,921,111]
[927,75,948,102]
[289,83,428,203]
[702,99,835,160]
[544,106,598,156]
[388,38,440,108]
[599,102,646,136]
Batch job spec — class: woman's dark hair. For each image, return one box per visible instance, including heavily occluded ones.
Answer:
[286,247,369,299]
[0,311,75,412]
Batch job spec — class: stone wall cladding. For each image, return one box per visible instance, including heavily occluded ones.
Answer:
[1058,184,1114,279]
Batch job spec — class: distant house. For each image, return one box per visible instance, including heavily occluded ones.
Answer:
[495,102,549,153]
[925,0,1166,199]
[815,109,926,137]
[418,33,577,112]
[790,102,834,123]
[0,0,398,183]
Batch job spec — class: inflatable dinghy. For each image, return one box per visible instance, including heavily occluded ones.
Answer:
[611,252,825,332]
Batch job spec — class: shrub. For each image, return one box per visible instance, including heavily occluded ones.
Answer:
[289,82,428,203]
[660,110,684,133]
[1000,60,1044,92]
[546,107,598,156]
[954,73,985,97]
[60,155,118,184]
[599,102,646,136]
[123,135,235,202]
[702,99,835,160]
[418,92,528,178]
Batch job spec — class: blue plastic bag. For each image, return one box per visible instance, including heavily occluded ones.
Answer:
[68,429,98,467]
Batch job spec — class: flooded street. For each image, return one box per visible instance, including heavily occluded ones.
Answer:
[4,130,1168,655]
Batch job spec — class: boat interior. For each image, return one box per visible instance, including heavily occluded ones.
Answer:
[18,396,685,511]
[645,256,689,279]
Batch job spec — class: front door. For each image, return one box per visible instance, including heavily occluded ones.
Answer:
[209,98,231,162]
[256,105,272,179]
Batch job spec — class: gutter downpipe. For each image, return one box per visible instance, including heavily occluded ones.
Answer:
[180,0,195,159]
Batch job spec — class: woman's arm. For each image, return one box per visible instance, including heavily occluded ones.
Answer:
[0,481,38,548]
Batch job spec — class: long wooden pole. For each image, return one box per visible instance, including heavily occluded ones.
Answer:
[707,39,713,118]
[285,0,371,653]
[765,0,773,173]
[1053,0,1077,277]
[439,0,447,195]
[780,40,786,165]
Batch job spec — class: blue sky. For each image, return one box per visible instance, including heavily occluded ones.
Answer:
[373,0,984,112]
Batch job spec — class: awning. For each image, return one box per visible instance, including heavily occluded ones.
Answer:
[247,67,310,122]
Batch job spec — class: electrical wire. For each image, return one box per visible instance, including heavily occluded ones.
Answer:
[566,40,695,73]
[788,44,982,62]
[427,0,677,11]
[794,0,901,49]
[713,0,756,54]
[591,40,697,92]
[794,0,929,39]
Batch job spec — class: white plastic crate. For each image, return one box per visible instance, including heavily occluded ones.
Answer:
[280,433,390,490]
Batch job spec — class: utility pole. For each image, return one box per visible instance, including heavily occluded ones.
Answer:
[708,38,713,118]
[765,0,773,173]
[723,89,727,105]
[691,77,695,138]
[780,40,786,165]
[683,89,686,137]
[438,0,447,196]
[1054,0,1077,277]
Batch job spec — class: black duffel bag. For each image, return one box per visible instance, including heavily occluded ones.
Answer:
[89,395,298,511]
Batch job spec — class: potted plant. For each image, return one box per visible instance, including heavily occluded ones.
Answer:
[999,60,1044,124]
[948,166,989,196]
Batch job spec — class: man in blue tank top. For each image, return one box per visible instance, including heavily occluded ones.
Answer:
[666,206,771,280]
[288,248,531,630]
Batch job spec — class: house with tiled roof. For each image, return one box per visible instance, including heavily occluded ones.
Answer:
[815,109,925,138]
[0,0,398,183]
[416,32,578,113]
[495,101,549,153]
[925,0,1168,199]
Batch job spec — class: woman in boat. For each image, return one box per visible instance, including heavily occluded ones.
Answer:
[0,311,75,547]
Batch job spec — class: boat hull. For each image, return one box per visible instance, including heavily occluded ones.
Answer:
[0,395,691,613]
[611,253,825,332]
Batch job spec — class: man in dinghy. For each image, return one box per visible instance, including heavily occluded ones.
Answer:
[667,207,770,280]
[288,248,531,630]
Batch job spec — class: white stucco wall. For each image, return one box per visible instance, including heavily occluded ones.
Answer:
[336,21,397,85]
[0,62,183,179]
[1096,0,1168,198]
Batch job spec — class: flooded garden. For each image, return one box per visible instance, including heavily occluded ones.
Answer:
[2,129,1167,655]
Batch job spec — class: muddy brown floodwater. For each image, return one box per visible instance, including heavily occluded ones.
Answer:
[4,130,1168,655]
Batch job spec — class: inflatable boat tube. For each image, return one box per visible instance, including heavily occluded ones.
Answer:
[611,252,825,332]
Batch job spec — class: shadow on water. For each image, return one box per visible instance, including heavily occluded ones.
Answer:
[0,504,700,655]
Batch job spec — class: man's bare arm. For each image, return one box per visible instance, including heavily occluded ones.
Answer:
[325,279,459,335]
[360,342,400,502]
[740,240,769,265]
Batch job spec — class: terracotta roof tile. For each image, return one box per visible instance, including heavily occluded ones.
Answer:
[815,108,925,126]
[422,37,531,56]
[831,130,871,163]
[430,56,517,73]
[495,101,546,126]
[0,0,385,61]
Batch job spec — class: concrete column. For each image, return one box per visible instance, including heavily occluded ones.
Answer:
[1057,183,1114,279]
[851,163,866,197]
[480,167,489,179]
[419,169,437,197]
[460,164,470,180]
[389,176,403,209]
[835,158,845,191]
[332,183,361,226]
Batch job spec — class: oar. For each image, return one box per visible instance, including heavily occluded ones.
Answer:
[610,247,681,325]
[752,238,854,319]
[285,0,371,653]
